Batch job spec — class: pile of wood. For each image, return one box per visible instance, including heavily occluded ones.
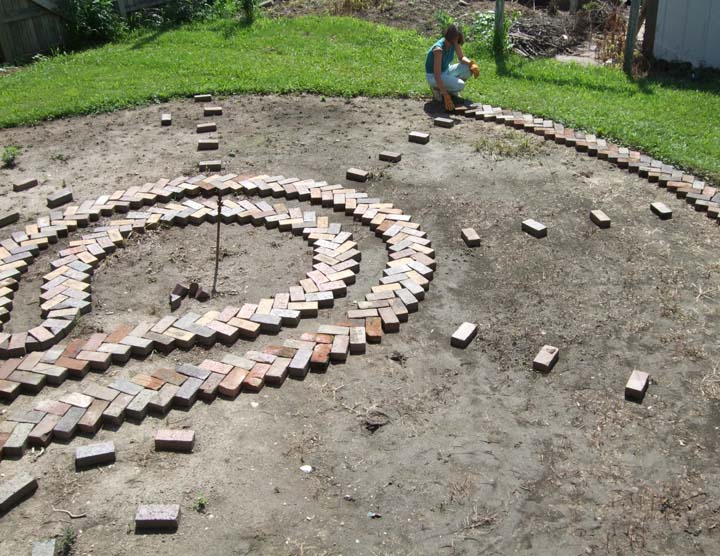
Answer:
[509,12,582,57]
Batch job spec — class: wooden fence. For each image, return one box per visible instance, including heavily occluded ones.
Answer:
[0,0,170,64]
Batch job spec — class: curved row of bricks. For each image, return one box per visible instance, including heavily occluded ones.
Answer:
[0,173,435,459]
[0,178,368,399]
[451,104,717,210]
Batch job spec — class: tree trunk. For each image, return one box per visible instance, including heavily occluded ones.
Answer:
[623,0,642,75]
[494,0,506,54]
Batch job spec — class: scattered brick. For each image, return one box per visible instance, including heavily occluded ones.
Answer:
[75,441,116,469]
[461,228,481,247]
[434,117,455,128]
[3,422,34,457]
[47,189,73,209]
[346,168,369,182]
[532,345,559,372]
[13,178,38,192]
[451,322,477,348]
[155,429,195,452]
[521,219,547,238]
[197,122,216,133]
[198,139,219,151]
[408,131,430,144]
[650,202,672,220]
[204,106,223,116]
[379,151,402,163]
[625,370,649,402]
[161,114,172,126]
[589,209,611,229]
[365,317,383,343]
[0,212,19,228]
[135,504,181,531]
[199,160,222,172]
[0,472,37,512]
[194,94,212,102]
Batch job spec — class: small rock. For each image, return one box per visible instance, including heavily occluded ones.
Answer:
[300,465,313,473]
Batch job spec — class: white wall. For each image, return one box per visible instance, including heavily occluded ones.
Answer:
[654,0,720,68]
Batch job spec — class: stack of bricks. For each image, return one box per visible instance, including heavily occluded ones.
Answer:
[0,172,434,459]
[468,104,719,221]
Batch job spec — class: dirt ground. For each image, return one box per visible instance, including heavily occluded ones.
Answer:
[1,94,720,556]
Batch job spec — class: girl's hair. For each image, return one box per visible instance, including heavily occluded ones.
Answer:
[444,23,465,45]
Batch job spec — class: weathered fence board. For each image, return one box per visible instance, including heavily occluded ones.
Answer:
[0,0,173,63]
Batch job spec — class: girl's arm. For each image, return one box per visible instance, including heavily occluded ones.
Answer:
[455,43,471,65]
[433,49,448,95]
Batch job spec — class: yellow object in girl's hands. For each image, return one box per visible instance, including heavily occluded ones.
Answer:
[469,61,480,78]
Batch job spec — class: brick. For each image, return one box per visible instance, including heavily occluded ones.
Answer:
[47,188,73,209]
[155,429,195,452]
[625,370,649,402]
[0,472,37,512]
[365,317,383,343]
[451,322,477,348]
[198,372,224,401]
[310,343,331,371]
[56,356,89,378]
[13,178,38,192]
[650,202,672,220]
[120,335,154,356]
[379,151,402,163]
[204,106,223,116]
[131,373,165,390]
[218,367,247,397]
[409,131,430,144]
[174,377,203,406]
[348,326,366,354]
[75,441,116,469]
[242,363,269,391]
[249,312,282,333]
[77,399,109,434]
[152,367,187,385]
[521,219,547,238]
[3,423,34,457]
[434,117,454,128]
[317,325,350,336]
[76,350,112,371]
[8,370,45,393]
[126,389,157,420]
[176,363,210,381]
[198,139,219,151]
[288,348,312,379]
[161,113,172,126]
[7,408,45,424]
[0,212,19,228]
[346,168,369,182]
[53,405,85,440]
[35,399,71,416]
[330,335,349,362]
[32,540,57,556]
[195,93,212,102]
[148,383,179,414]
[102,393,133,426]
[28,414,60,447]
[135,504,180,531]
[197,122,217,133]
[199,160,222,172]
[461,228,481,247]
[532,345,559,372]
[589,209,611,229]
[265,357,290,386]
[98,342,132,363]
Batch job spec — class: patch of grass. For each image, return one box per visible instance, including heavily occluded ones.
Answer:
[60,526,76,556]
[474,129,546,159]
[193,494,208,512]
[1,145,20,168]
[0,16,718,180]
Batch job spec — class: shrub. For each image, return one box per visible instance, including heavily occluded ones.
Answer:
[1,146,20,168]
[241,0,256,22]
[468,10,520,54]
[435,10,454,34]
[62,0,125,46]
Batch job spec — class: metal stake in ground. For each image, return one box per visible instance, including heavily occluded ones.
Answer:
[212,192,222,296]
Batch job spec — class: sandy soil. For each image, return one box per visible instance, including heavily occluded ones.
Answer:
[0,94,719,556]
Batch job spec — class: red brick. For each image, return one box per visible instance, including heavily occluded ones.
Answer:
[365,317,383,343]
[155,429,195,452]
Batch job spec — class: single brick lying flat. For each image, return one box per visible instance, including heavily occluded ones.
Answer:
[75,441,116,469]
[197,122,217,133]
[451,322,477,349]
[47,188,73,209]
[434,117,455,128]
[161,114,172,126]
[204,106,223,116]
[650,202,672,220]
[13,178,38,192]
[155,429,195,452]
[461,228,480,247]
[32,539,57,556]
[198,139,219,151]
[346,168,369,182]
[0,472,37,512]
[379,151,402,163]
[135,504,181,531]
[0,211,19,228]
[199,160,222,172]
[522,219,547,238]
[625,370,649,403]
[589,209,611,228]
[532,345,559,372]
[409,131,430,144]
[194,93,212,102]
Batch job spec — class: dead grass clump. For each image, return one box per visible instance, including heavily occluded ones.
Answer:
[474,130,547,159]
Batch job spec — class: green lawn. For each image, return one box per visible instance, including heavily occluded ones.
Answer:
[1,15,719,181]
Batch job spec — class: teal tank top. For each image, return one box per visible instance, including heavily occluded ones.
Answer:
[425,38,454,74]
